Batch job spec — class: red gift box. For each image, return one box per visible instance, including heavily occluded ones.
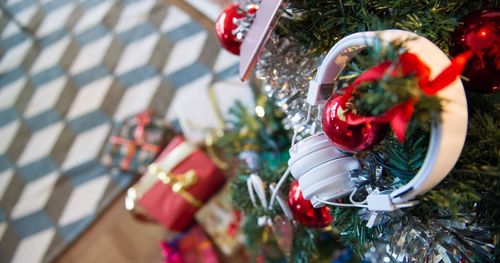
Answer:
[126,136,226,231]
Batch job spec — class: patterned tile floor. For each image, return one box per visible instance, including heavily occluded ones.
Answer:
[184,0,232,20]
[0,0,250,262]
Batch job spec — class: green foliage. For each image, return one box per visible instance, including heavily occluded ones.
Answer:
[216,96,290,158]
[352,76,420,116]
[291,227,319,263]
[242,214,266,251]
[383,130,428,185]
[230,163,288,218]
[332,207,381,255]
[280,0,499,56]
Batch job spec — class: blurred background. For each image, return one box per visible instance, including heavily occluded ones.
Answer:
[0,0,251,262]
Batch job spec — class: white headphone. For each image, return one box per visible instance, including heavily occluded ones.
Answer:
[287,30,468,211]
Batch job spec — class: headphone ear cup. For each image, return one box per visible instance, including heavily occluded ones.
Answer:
[306,173,355,208]
[288,132,360,206]
[301,172,352,197]
[289,146,346,179]
[298,157,359,207]
[289,133,345,179]
[298,157,359,190]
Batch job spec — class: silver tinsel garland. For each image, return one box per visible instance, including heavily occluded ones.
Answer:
[360,212,496,263]
[256,34,324,138]
[232,0,260,42]
[351,162,496,262]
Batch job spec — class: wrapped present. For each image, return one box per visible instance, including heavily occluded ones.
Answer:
[195,184,245,256]
[160,225,219,263]
[101,110,175,174]
[126,136,227,231]
[166,78,255,144]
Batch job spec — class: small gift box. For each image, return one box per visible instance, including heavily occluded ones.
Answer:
[160,225,219,263]
[195,184,244,256]
[126,136,227,231]
[101,110,175,174]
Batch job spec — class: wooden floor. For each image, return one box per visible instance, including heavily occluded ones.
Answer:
[55,192,167,263]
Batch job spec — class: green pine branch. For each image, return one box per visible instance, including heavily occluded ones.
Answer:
[383,130,428,185]
[280,0,499,56]
[331,207,381,255]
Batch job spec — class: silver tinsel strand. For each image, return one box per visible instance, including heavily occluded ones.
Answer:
[360,212,496,263]
[256,34,324,138]
[351,162,496,262]
[232,0,260,41]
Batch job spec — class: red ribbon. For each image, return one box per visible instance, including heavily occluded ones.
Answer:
[344,51,472,142]
[109,110,158,170]
[109,136,161,170]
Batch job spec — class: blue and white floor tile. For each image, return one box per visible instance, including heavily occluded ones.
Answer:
[0,0,248,262]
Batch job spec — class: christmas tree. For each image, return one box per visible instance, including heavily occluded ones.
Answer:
[215,1,499,262]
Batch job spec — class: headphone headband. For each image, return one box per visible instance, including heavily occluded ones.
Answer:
[308,30,468,206]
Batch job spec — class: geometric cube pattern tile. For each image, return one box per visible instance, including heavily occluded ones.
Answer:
[0,0,241,262]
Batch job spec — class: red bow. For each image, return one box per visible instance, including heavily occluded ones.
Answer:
[110,110,160,170]
[134,110,154,144]
[344,51,472,142]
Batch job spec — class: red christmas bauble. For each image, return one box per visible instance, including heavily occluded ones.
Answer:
[322,93,389,152]
[288,181,333,228]
[215,4,256,55]
[450,9,500,93]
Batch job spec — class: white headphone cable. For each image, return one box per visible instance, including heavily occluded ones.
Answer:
[349,187,368,205]
[312,195,369,208]
[268,167,291,209]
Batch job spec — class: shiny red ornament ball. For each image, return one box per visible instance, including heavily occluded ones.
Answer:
[288,181,333,228]
[450,9,500,93]
[322,93,389,152]
[215,4,256,55]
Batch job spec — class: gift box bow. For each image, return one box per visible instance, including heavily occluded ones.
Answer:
[109,110,163,171]
[126,141,203,213]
